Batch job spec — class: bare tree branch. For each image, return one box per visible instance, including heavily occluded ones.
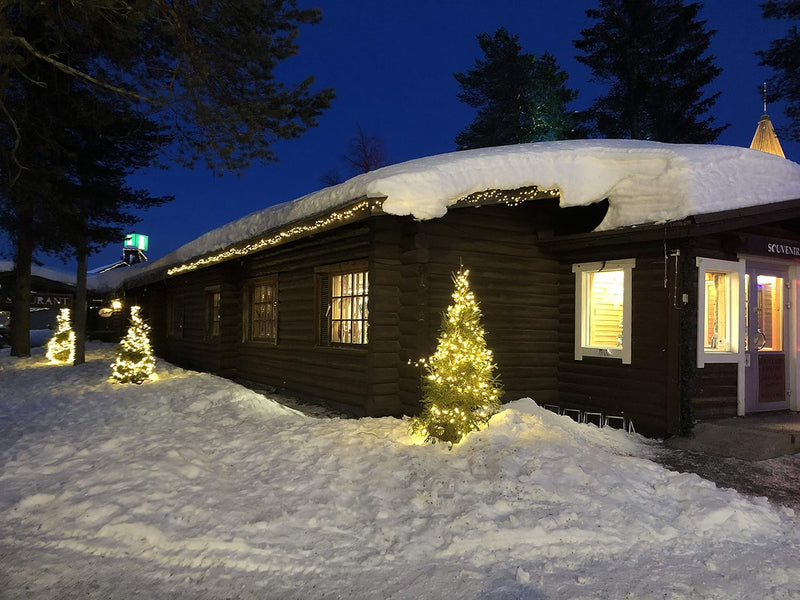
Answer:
[10,35,151,103]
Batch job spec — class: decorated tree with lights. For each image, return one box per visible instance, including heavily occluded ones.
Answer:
[46,308,75,364]
[412,266,502,444]
[111,306,156,384]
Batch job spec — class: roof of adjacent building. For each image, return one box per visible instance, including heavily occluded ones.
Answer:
[750,113,786,158]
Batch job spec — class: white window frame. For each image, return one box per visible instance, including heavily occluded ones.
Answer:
[696,257,745,367]
[572,259,635,365]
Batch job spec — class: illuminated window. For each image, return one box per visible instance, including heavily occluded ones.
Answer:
[703,272,731,352]
[245,277,277,343]
[573,260,635,364]
[205,287,221,340]
[696,257,744,366]
[317,262,369,346]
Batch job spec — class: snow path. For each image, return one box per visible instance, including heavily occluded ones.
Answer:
[1,345,799,599]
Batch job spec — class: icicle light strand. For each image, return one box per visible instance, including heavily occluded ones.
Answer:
[167,199,383,277]
[167,187,559,277]
[453,186,560,208]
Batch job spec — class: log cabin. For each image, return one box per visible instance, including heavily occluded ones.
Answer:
[97,140,800,436]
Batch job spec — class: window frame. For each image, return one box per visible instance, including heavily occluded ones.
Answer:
[316,260,369,348]
[696,257,744,367]
[167,293,184,339]
[243,276,278,344]
[572,259,635,364]
[204,286,221,341]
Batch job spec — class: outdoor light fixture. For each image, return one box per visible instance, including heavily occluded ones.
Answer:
[111,299,123,311]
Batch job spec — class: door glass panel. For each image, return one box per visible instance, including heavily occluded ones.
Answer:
[756,275,783,351]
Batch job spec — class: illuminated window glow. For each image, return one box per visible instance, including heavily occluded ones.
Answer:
[573,260,635,363]
[587,270,625,348]
[696,257,744,367]
[246,278,277,343]
[330,271,369,345]
[317,264,369,347]
[704,271,731,352]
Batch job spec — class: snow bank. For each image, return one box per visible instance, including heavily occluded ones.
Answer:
[1,346,799,598]
[90,140,800,292]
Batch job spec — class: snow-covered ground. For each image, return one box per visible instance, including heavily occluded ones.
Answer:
[2,345,800,599]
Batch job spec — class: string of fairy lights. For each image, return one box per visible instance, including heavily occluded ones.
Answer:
[46,308,76,364]
[411,266,503,444]
[165,186,561,278]
[110,306,156,383]
[44,305,157,385]
[166,198,383,277]
[452,185,560,208]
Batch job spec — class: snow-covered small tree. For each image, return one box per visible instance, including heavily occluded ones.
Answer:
[411,266,502,444]
[46,307,75,364]
[111,306,156,384]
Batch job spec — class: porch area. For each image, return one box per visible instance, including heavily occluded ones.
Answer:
[665,411,800,461]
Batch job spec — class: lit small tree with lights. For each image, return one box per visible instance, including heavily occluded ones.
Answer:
[411,265,502,444]
[111,306,156,384]
[46,307,75,364]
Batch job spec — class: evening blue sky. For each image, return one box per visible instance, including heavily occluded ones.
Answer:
[29,1,800,271]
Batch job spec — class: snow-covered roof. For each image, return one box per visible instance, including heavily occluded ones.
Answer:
[94,140,800,290]
[0,261,76,286]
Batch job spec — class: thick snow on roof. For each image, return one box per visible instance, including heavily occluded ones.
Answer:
[97,140,800,289]
[0,261,76,286]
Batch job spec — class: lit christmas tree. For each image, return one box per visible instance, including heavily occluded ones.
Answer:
[412,265,502,444]
[46,308,76,364]
[111,306,156,384]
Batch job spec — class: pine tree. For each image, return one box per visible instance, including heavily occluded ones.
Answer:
[411,266,502,444]
[46,308,75,364]
[111,306,156,384]
[574,0,727,142]
[758,1,800,141]
[1,1,334,357]
[454,28,582,150]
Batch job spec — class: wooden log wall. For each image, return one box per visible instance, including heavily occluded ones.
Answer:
[234,222,373,411]
[396,203,562,413]
[557,248,681,436]
[367,216,405,415]
[156,262,233,374]
[140,222,373,414]
[693,363,738,419]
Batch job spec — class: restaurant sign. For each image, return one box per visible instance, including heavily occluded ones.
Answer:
[1,293,72,309]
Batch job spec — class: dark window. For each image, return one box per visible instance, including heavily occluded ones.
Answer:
[245,277,277,343]
[205,288,221,339]
[167,295,184,338]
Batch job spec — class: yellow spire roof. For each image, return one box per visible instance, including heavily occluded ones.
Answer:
[750,113,786,158]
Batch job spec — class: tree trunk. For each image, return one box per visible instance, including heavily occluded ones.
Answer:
[74,246,87,365]
[10,225,33,357]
